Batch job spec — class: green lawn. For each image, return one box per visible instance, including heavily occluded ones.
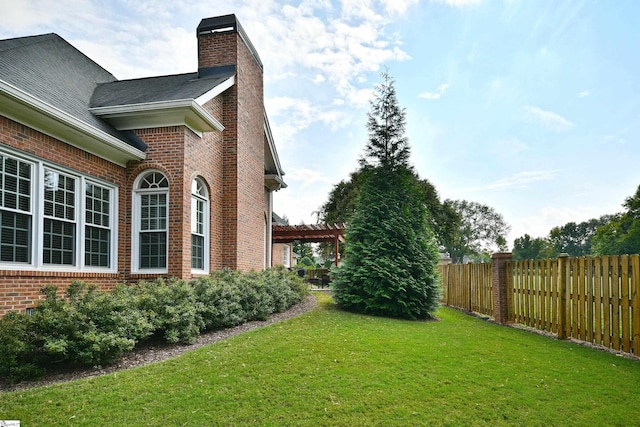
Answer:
[1,292,640,426]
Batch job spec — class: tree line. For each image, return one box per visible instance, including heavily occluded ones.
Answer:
[513,186,640,259]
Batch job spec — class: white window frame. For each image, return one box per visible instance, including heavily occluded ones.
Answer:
[190,177,209,274]
[0,148,118,272]
[283,244,291,268]
[131,170,169,274]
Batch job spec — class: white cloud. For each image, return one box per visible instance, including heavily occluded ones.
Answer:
[1,0,415,108]
[0,0,102,34]
[461,170,559,192]
[286,167,334,189]
[238,1,413,106]
[273,167,336,224]
[430,0,483,7]
[381,0,421,15]
[601,127,628,145]
[578,90,591,98]
[265,96,355,147]
[313,74,326,84]
[522,105,574,131]
[419,83,451,100]
[491,137,529,157]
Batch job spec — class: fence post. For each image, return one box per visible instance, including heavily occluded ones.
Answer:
[557,253,569,340]
[492,252,513,324]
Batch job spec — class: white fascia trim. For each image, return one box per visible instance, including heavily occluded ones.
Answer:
[191,101,224,132]
[90,99,224,133]
[195,75,235,105]
[0,79,147,162]
[264,111,285,176]
[265,174,287,191]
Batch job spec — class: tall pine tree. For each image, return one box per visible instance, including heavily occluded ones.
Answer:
[331,71,441,320]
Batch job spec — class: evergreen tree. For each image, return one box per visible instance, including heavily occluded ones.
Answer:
[331,71,441,320]
[360,71,410,170]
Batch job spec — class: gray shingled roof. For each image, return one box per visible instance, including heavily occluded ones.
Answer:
[0,33,146,151]
[90,65,235,108]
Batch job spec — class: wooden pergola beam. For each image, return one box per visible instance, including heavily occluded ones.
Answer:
[271,223,346,266]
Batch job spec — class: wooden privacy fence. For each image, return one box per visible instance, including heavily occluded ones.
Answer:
[441,253,640,357]
[440,263,492,316]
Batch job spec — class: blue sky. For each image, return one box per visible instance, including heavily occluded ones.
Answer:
[1,0,639,249]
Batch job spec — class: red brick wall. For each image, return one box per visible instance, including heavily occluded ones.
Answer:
[198,26,268,271]
[236,32,267,271]
[185,97,225,273]
[0,115,129,315]
[129,126,187,278]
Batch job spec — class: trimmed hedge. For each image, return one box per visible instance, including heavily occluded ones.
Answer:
[0,267,308,382]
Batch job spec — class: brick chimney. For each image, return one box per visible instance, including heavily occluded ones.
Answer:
[196,15,267,271]
[197,14,263,72]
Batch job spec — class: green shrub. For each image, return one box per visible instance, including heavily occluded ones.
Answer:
[0,311,41,381]
[73,284,153,343]
[192,270,245,331]
[26,285,85,366]
[70,283,153,365]
[132,278,199,344]
[262,266,307,312]
[235,272,272,321]
[15,283,148,370]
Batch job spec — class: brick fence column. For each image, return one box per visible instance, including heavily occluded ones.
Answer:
[492,252,513,324]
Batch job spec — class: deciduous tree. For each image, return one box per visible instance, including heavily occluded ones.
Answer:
[512,234,548,260]
[593,185,640,255]
[442,199,510,263]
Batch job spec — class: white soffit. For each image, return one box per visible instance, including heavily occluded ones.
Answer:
[0,80,146,167]
[90,99,224,134]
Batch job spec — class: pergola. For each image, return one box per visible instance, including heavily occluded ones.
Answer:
[272,223,347,266]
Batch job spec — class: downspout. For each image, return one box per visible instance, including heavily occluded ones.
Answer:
[267,191,273,269]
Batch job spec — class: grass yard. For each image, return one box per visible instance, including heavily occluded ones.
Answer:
[1,292,640,426]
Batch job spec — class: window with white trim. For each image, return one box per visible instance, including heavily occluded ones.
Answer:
[283,244,290,268]
[133,171,168,273]
[191,177,209,273]
[85,182,111,267]
[43,170,76,265]
[0,150,117,271]
[0,155,32,264]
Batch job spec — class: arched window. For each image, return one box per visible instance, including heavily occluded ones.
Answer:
[133,171,168,272]
[191,177,209,272]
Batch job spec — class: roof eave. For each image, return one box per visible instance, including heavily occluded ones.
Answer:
[0,80,146,167]
[90,99,224,134]
[265,174,287,191]
[195,75,234,105]
[264,111,286,190]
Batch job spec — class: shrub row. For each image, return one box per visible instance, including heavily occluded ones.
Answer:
[0,267,308,382]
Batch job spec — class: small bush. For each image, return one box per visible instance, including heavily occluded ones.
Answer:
[0,311,41,381]
[70,283,153,365]
[16,283,149,370]
[236,272,272,321]
[192,270,245,331]
[132,278,199,344]
[262,266,306,312]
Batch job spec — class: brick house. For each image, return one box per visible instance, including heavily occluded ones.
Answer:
[0,14,287,315]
